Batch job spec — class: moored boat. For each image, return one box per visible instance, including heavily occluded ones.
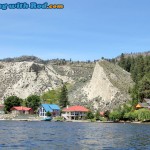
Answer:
[41,117,52,121]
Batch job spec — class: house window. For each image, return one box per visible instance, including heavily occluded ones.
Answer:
[39,107,46,116]
[75,112,79,115]
[71,112,75,116]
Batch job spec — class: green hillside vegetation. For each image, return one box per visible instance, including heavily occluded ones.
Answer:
[109,104,150,122]
[108,53,150,122]
[41,88,61,104]
[41,83,70,108]
[117,54,150,102]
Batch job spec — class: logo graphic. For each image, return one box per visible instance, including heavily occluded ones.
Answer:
[0,2,64,10]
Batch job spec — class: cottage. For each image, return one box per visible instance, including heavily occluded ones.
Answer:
[11,106,33,115]
[100,111,105,117]
[39,104,60,118]
[136,98,150,109]
[0,105,4,114]
[62,105,89,120]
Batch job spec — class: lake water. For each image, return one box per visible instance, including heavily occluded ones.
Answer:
[0,121,150,150]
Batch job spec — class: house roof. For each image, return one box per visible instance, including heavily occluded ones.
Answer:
[0,105,4,111]
[100,112,105,116]
[42,104,53,112]
[136,103,149,108]
[62,105,89,112]
[136,104,142,108]
[144,98,150,104]
[11,106,32,111]
[0,105,4,108]
[49,104,60,110]
[42,104,60,112]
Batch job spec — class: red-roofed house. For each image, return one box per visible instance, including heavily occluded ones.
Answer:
[62,105,89,120]
[100,112,105,117]
[11,106,33,115]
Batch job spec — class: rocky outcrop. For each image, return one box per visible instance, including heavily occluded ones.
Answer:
[0,58,134,111]
[0,61,73,100]
[83,62,119,101]
[69,60,134,111]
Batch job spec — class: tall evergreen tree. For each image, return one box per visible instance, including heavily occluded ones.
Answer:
[118,53,126,69]
[138,74,150,100]
[59,84,69,108]
[136,55,145,81]
[125,56,132,72]
[144,55,150,73]
[130,57,136,82]
[117,54,150,103]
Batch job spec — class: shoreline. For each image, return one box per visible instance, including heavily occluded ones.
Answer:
[0,118,150,124]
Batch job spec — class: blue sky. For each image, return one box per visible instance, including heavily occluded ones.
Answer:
[0,0,150,60]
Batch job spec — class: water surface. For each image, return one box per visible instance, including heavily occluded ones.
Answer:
[0,121,150,150]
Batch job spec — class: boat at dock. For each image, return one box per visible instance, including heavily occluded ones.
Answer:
[41,117,52,121]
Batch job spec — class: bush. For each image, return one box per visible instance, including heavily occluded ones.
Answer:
[90,118,96,122]
[124,111,138,121]
[95,110,100,120]
[137,109,150,121]
[109,110,122,121]
[99,117,107,121]
[86,111,94,119]
[54,116,64,121]
[124,109,150,122]
[46,111,51,117]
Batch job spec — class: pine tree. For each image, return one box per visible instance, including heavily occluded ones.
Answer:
[138,74,150,100]
[136,55,144,81]
[125,56,132,72]
[144,55,150,73]
[130,57,136,81]
[118,53,126,69]
[59,84,69,108]
[117,53,150,105]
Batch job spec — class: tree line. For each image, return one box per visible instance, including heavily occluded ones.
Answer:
[4,84,69,114]
[118,53,150,103]
[107,53,150,122]
[4,95,41,113]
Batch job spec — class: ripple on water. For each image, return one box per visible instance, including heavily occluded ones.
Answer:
[0,121,150,150]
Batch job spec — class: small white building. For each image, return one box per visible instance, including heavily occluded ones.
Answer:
[62,105,89,120]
